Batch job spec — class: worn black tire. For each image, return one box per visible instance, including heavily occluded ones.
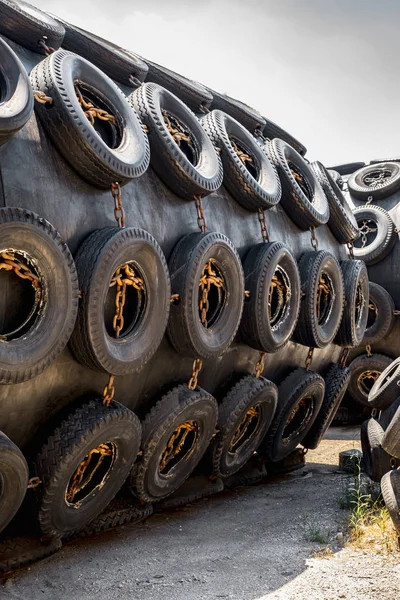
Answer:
[381,470,400,534]
[240,242,301,352]
[348,162,400,200]
[334,260,369,348]
[311,161,359,243]
[56,19,148,87]
[0,432,29,534]
[293,251,344,348]
[267,447,306,476]
[0,36,33,146]
[352,205,397,266]
[379,397,400,431]
[369,357,400,410]
[30,49,150,188]
[363,282,394,345]
[347,353,393,407]
[156,474,224,509]
[361,418,393,482]
[201,110,281,211]
[144,59,213,112]
[130,83,222,199]
[329,162,366,176]
[209,89,266,134]
[130,385,218,503]
[167,232,244,359]
[302,364,351,450]
[262,117,307,156]
[0,207,78,384]
[258,368,325,462]
[266,139,329,229]
[208,375,278,478]
[0,535,62,575]
[69,227,170,375]
[327,169,343,188]
[382,404,400,459]
[33,398,141,538]
[0,0,65,53]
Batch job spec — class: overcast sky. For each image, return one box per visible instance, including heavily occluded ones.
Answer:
[32,0,400,166]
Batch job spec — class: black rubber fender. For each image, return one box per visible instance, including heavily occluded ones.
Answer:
[0,431,29,535]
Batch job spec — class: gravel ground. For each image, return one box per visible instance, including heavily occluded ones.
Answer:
[1,427,398,600]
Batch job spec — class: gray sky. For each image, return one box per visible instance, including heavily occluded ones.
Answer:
[32,0,400,165]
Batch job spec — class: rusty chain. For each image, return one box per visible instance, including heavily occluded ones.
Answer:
[33,90,53,105]
[359,219,377,248]
[366,344,372,357]
[162,110,193,147]
[347,241,355,259]
[229,406,260,452]
[38,37,55,55]
[188,358,203,390]
[254,351,266,378]
[66,443,114,504]
[194,194,206,232]
[75,85,117,127]
[338,347,350,367]
[103,375,116,407]
[159,421,197,473]
[305,347,314,370]
[258,208,270,242]
[27,477,41,489]
[310,226,318,251]
[231,140,253,165]
[357,370,380,394]
[111,182,125,228]
[0,251,40,289]
[199,259,224,327]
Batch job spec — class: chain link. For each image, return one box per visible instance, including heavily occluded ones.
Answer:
[194,194,207,232]
[38,37,55,55]
[111,182,125,228]
[347,241,355,259]
[231,140,253,165]
[258,208,270,242]
[310,226,318,251]
[103,375,115,407]
[33,90,53,105]
[66,443,114,504]
[366,344,372,357]
[159,421,197,473]
[188,358,203,390]
[305,347,314,370]
[338,347,350,367]
[75,85,117,126]
[254,351,266,378]
[199,259,224,327]
[27,477,41,489]
[162,110,193,146]
[0,251,40,288]
[394,310,400,316]
[359,219,377,248]
[366,195,374,205]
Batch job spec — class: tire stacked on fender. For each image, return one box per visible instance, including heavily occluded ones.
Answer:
[351,205,396,266]
[348,162,400,201]
[348,353,393,407]
[0,432,29,535]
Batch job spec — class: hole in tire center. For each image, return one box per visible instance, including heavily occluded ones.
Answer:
[0,249,43,341]
[230,135,259,179]
[104,262,147,339]
[354,218,378,249]
[74,81,122,149]
[357,370,381,396]
[282,395,314,443]
[159,421,198,476]
[355,281,366,328]
[268,265,291,328]
[289,162,313,203]
[229,405,261,454]
[198,259,226,329]
[65,441,116,507]
[316,271,335,327]
[366,300,377,329]
[362,169,393,188]
[162,110,198,166]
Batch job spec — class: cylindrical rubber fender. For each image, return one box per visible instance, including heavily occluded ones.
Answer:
[334,260,369,348]
[167,232,244,359]
[258,368,325,462]
[352,205,396,266]
[208,89,266,134]
[55,19,148,87]
[143,59,213,113]
[130,385,218,503]
[363,282,394,345]
[33,398,141,538]
[208,375,278,478]
[0,207,78,384]
[293,251,344,348]
[328,161,366,176]
[239,242,301,353]
[382,403,400,459]
[381,470,400,534]
[361,418,395,482]
[30,50,150,188]
[0,37,33,147]
[0,431,29,534]
[302,363,351,450]
[129,83,222,200]
[311,161,359,244]
[348,162,400,200]
[0,0,65,53]
[69,227,170,375]
[201,110,281,211]
[369,357,400,411]
[262,117,307,156]
[347,353,393,407]
[266,139,329,229]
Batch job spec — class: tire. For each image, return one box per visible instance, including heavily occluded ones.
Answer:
[56,20,148,87]
[208,375,278,478]
[348,162,400,200]
[383,404,400,458]
[361,418,393,482]
[167,232,244,359]
[311,161,360,244]
[33,398,141,538]
[130,385,218,503]
[144,59,213,112]
[352,205,397,266]
[327,169,343,188]
[0,207,78,384]
[334,260,369,348]
[347,353,393,407]
[302,363,351,450]
[69,227,170,375]
[0,536,62,575]
[129,83,222,200]
[266,139,329,229]
[379,397,400,431]
[0,432,29,534]
[239,242,301,352]
[0,0,65,53]
[30,50,150,188]
[258,368,325,462]
[293,251,344,348]
[370,157,400,165]
[381,470,400,534]
[328,162,366,176]
[201,110,281,211]
[0,36,33,146]
[209,89,266,134]
[261,118,307,156]
[369,358,400,411]
[363,282,394,345]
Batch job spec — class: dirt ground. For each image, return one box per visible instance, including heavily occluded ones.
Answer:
[1,427,400,600]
